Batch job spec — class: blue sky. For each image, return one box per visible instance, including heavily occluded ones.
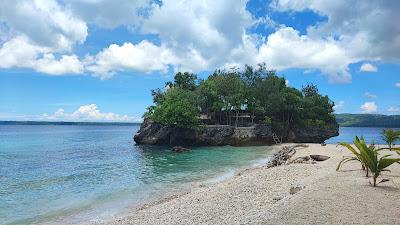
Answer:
[0,0,399,122]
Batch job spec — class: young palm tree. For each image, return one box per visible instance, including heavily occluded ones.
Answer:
[338,136,400,186]
[360,143,400,186]
[337,137,370,176]
[336,140,368,176]
[381,129,400,151]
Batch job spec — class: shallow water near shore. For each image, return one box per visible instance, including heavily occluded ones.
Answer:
[2,124,398,224]
[0,124,273,225]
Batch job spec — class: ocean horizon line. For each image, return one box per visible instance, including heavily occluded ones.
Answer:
[0,120,141,126]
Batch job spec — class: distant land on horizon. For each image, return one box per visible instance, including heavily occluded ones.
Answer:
[336,114,400,128]
[2,113,400,128]
[0,121,140,126]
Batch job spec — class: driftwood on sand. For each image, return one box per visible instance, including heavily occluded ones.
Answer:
[267,144,332,168]
[267,144,309,168]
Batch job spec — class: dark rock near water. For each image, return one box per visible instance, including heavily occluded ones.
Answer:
[134,119,339,146]
[287,124,339,143]
[172,146,191,153]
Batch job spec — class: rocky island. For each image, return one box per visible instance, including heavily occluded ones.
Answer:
[134,119,338,146]
[134,65,339,146]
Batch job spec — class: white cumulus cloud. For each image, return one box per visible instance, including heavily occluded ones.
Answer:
[256,27,353,83]
[388,106,400,114]
[0,36,45,69]
[333,100,345,112]
[35,54,84,75]
[1,0,400,82]
[65,0,151,28]
[85,41,177,79]
[41,104,138,122]
[360,63,378,72]
[0,0,87,74]
[272,0,400,62]
[360,101,378,114]
[141,0,254,72]
[395,82,400,88]
[0,0,87,51]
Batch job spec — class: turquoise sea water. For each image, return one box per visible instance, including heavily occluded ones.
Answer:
[1,125,397,224]
[0,125,273,225]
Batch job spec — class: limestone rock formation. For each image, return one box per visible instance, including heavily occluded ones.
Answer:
[134,119,339,146]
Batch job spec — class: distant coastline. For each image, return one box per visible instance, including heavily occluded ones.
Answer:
[0,121,140,126]
[3,113,400,128]
[336,113,400,128]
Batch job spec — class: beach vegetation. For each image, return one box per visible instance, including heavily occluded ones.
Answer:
[381,128,400,151]
[145,64,336,131]
[337,136,400,186]
[150,87,199,129]
[337,138,368,176]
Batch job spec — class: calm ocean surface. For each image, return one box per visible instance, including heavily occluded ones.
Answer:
[326,127,400,144]
[0,124,273,225]
[0,125,397,224]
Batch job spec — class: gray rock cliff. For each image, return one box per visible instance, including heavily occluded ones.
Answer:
[134,119,339,146]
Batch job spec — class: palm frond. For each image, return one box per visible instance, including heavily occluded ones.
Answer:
[336,156,359,171]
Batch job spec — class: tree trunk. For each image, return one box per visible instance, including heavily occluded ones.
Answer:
[225,111,229,125]
[373,176,377,186]
[235,110,239,127]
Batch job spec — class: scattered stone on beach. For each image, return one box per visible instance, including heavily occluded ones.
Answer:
[273,196,282,201]
[267,144,309,168]
[172,146,191,153]
[310,155,330,161]
[289,186,303,195]
[289,154,329,164]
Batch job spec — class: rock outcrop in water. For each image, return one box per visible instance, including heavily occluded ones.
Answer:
[134,119,339,146]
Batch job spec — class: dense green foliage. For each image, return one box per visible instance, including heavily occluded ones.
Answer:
[337,136,400,186]
[150,87,200,129]
[336,114,400,127]
[145,64,336,131]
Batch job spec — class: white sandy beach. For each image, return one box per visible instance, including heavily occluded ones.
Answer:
[96,144,400,225]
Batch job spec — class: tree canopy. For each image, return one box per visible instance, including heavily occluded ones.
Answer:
[145,64,336,134]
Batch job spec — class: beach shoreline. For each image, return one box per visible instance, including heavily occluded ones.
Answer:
[93,143,400,225]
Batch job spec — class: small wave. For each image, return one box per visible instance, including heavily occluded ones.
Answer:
[200,155,273,186]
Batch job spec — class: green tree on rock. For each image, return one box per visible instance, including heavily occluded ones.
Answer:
[150,87,199,129]
[144,66,336,133]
